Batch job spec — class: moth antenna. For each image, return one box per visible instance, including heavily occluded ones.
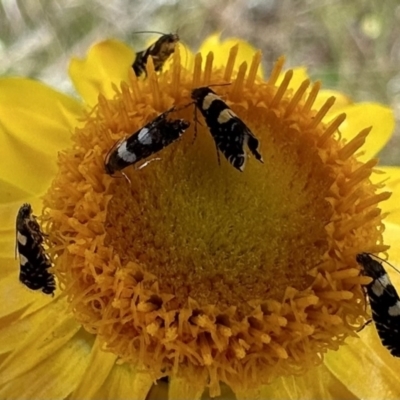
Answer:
[191,104,203,144]
[367,252,400,275]
[131,30,168,36]
[207,82,232,88]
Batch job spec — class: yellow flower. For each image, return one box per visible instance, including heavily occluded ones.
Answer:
[1,34,399,399]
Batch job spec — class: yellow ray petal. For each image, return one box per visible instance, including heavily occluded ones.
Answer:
[0,271,38,319]
[19,290,58,318]
[198,33,263,78]
[260,364,358,399]
[0,78,82,155]
[370,166,400,225]
[0,329,92,399]
[69,337,117,399]
[169,374,207,399]
[325,334,400,399]
[0,179,32,205]
[0,123,58,197]
[0,232,16,261]
[0,293,58,355]
[327,103,394,161]
[1,297,80,384]
[69,39,135,106]
[0,257,17,280]
[384,221,400,280]
[94,364,154,400]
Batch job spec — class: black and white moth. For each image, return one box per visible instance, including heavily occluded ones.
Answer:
[105,108,190,175]
[191,86,263,172]
[356,252,400,357]
[15,203,56,295]
[132,33,179,77]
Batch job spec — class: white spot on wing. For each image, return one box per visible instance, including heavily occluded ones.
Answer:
[138,128,152,145]
[217,109,237,124]
[17,232,27,246]
[202,94,220,110]
[19,254,28,266]
[371,274,391,297]
[117,142,137,163]
[388,301,400,316]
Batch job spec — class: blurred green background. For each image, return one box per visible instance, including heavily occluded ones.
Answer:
[1,0,399,164]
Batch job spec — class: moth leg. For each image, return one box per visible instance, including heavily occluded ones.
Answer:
[357,318,373,332]
[192,106,204,144]
[214,141,221,166]
[121,171,131,185]
[247,134,264,163]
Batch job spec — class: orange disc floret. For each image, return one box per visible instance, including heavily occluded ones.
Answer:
[42,50,390,396]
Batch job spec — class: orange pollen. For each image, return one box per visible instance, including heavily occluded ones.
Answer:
[43,46,390,396]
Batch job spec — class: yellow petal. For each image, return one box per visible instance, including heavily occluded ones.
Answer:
[384,221,400,282]
[261,364,357,399]
[198,33,263,78]
[94,364,154,400]
[169,374,206,399]
[327,103,395,161]
[0,293,58,355]
[69,39,135,106]
[0,330,91,399]
[0,180,31,205]
[0,257,17,280]
[20,290,57,318]
[0,128,57,199]
[0,271,38,319]
[0,83,83,197]
[370,166,400,225]
[325,334,400,399]
[70,337,117,399]
[0,78,82,155]
[1,297,80,384]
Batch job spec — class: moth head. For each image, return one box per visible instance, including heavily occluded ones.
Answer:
[165,33,179,44]
[104,137,126,176]
[19,203,32,219]
[159,33,180,54]
[191,86,216,103]
[356,253,370,265]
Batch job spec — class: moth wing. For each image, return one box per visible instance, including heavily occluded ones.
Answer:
[210,118,247,171]
[245,127,263,163]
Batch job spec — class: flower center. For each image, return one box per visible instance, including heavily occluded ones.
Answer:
[43,49,390,396]
[106,102,332,315]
